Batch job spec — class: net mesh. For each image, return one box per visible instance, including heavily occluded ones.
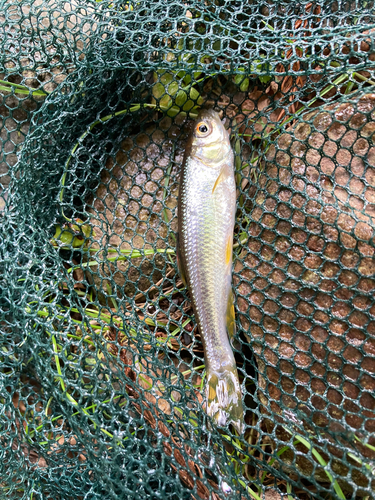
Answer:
[1,1,375,499]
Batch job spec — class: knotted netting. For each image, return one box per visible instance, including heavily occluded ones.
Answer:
[1,1,375,498]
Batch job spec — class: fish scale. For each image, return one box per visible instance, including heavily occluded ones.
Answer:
[178,109,244,433]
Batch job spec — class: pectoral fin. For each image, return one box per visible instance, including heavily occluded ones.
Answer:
[212,169,225,193]
[176,233,188,287]
[226,289,236,340]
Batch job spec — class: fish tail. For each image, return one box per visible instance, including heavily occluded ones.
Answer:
[206,365,244,434]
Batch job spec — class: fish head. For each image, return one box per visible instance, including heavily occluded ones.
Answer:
[189,109,231,166]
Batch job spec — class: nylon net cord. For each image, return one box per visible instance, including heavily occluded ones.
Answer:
[1,1,375,499]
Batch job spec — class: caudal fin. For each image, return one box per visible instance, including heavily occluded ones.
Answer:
[206,366,244,434]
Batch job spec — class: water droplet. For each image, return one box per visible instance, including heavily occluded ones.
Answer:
[221,481,232,495]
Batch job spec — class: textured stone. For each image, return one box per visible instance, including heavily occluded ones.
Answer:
[85,122,186,300]
[240,92,375,491]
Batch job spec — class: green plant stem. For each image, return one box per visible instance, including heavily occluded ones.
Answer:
[66,248,176,273]
[55,234,246,265]
[286,483,293,500]
[282,429,345,499]
[0,79,48,96]
[45,397,53,416]
[170,364,205,382]
[105,283,119,311]
[27,394,125,440]
[50,331,119,440]
[162,143,177,248]
[270,72,349,136]
[354,434,375,452]
[237,479,262,500]
[170,317,191,336]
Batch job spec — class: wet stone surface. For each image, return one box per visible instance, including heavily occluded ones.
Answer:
[235,92,375,487]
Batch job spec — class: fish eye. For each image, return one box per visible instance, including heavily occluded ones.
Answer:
[196,121,210,136]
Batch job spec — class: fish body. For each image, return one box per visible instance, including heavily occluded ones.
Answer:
[178,109,244,433]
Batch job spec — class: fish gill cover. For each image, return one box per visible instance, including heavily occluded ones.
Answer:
[0,1,375,499]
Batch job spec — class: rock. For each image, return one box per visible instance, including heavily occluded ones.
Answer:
[0,0,95,192]
[236,92,375,493]
[264,489,282,500]
[85,119,187,302]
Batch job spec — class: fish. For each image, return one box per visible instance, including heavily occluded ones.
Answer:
[177,109,244,433]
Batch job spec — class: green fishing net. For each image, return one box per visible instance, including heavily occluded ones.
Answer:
[1,1,375,498]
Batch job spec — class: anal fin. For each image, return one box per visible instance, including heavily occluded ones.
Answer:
[226,288,236,340]
[176,233,188,287]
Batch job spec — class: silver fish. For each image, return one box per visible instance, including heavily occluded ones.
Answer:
[177,109,244,433]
